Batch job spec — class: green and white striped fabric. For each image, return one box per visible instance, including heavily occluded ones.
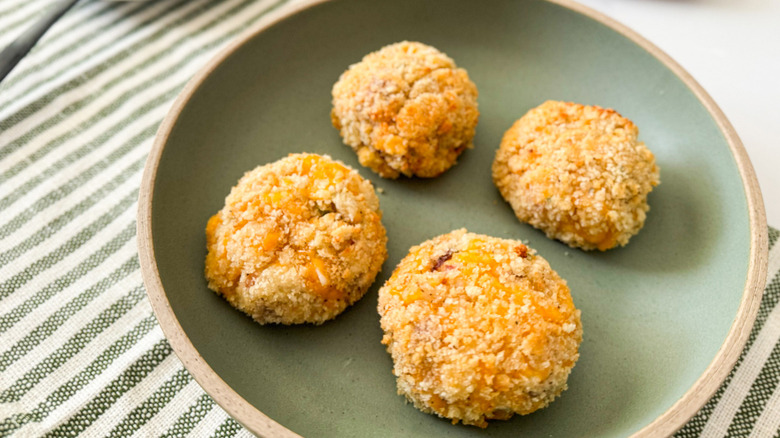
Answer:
[0,1,778,436]
[0,0,293,436]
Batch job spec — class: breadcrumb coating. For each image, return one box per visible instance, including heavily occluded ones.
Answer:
[378,229,582,428]
[331,41,479,178]
[205,153,387,325]
[492,101,660,251]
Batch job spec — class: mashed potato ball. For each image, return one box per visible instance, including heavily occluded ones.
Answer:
[205,153,387,325]
[377,229,582,428]
[493,100,660,251]
[331,41,479,179]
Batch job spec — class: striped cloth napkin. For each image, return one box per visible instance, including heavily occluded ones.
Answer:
[0,0,778,436]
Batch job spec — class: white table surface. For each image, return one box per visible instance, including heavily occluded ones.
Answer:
[576,0,780,227]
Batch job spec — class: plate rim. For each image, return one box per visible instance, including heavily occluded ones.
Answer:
[136,0,769,436]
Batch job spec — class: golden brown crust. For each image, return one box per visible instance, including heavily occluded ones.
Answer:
[492,100,660,250]
[205,153,387,324]
[331,41,479,178]
[377,229,582,428]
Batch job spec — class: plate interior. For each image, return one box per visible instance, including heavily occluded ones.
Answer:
[151,0,751,436]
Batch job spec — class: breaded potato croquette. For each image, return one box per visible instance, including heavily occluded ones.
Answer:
[493,101,660,251]
[331,41,479,179]
[377,229,582,428]
[205,153,387,325]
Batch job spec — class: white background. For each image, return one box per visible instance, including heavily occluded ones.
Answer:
[576,0,780,227]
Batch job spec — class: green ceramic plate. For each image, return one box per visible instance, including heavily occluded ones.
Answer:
[138,0,767,436]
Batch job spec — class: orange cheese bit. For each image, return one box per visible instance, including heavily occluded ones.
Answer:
[261,231,280,252]
[303,255,344,302]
